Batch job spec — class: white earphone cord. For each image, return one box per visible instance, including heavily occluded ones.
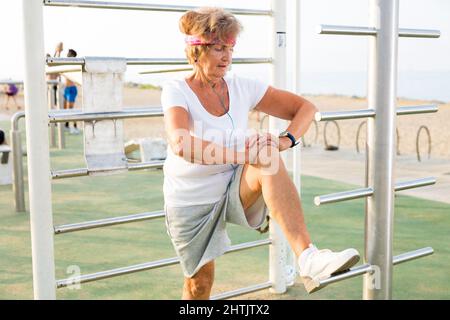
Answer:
[209,79,236,168]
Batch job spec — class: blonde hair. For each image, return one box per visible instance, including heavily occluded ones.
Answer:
[179,7,242,81]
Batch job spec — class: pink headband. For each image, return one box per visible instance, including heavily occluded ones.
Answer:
[185,35,236,46]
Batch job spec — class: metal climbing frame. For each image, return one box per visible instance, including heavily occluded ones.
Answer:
[22,0,292,300]
[10,80,64,212]
[312,0,439,299]
[21,0,440,301]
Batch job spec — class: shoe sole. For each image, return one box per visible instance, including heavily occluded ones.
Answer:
[301,253,360,294]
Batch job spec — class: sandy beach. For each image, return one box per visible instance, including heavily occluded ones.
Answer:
[1,87,449,159]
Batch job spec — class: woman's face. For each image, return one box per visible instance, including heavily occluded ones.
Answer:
[198,43,234,79]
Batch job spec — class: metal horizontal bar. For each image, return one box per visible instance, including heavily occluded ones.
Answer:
[314,187,373,206]
[46,57,272,66]
[128,161,165,171]
[318,24,440,38]
[393,247,434,265]
[396,105,439,116]
[56,238,271,288]
[319,263,373,286]
[139,67,193,75]
[315,109,375,122]
[0,80,60,85]
[314,177,436,206]
[51,168,88,179]
[315,105,438,122]
[398,28,441,38]
[318,25,377,36]
[319,247,433,288]
[211,281,272,300]
[394,177,436,192]
[56,256,179,288]
[54,210,165,234]
[43,0,272,16]
[48,107,163,122]
[51,161,165,179]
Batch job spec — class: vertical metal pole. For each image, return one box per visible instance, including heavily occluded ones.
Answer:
[48,85,57,148]
[22,0,56,299]
[269,0,287,294]
[363,0,399,300]
[57,83,65,149]
[10,114,26,212]
[292,0,302,197]
[291,0,302,279]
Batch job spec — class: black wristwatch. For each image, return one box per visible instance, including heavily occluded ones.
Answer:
[279,130,301,148]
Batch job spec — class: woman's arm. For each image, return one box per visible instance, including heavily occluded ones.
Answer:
[254,86,318,151]
[163,106,275,165]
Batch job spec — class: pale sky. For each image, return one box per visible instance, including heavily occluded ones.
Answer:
[1,0,449,85]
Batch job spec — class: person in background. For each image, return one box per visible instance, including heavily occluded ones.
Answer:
[47,42,64,109]
[62,49,80,134]
[2,83,20,111]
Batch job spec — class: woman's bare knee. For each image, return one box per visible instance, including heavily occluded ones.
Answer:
[253,145,284,176]
[185,278,212,298]
[183,261,214,299]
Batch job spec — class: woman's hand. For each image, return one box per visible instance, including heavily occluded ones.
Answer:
[278,136,292,152]
[244,133,279,165]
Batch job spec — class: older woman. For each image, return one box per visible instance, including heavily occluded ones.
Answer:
[161,7,360,300]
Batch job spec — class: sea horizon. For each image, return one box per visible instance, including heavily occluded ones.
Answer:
[126,69,450,104]
[2,70,449,104]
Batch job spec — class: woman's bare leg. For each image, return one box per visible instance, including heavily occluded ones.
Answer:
[182,260,215,300]
[239,148,311,257]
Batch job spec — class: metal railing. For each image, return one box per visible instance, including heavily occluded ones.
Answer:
[313,177,436,206]
[43,0,273,16]
[11,107,164,211]
[318,24,440,38]
[314,0,440,300]
[314,105,438,121]
[46,57,272,66]
[56,239,271,288]
[54,210,165,234]
[318,247,434,288]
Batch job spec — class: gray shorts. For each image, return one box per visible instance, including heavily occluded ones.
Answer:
[164,164,268,278]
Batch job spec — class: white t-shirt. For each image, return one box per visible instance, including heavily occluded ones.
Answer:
[161,74,269,207]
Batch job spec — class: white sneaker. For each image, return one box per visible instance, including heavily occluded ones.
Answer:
[73,127,80,135]
[69,127,76,134]
[298,245,360,294]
